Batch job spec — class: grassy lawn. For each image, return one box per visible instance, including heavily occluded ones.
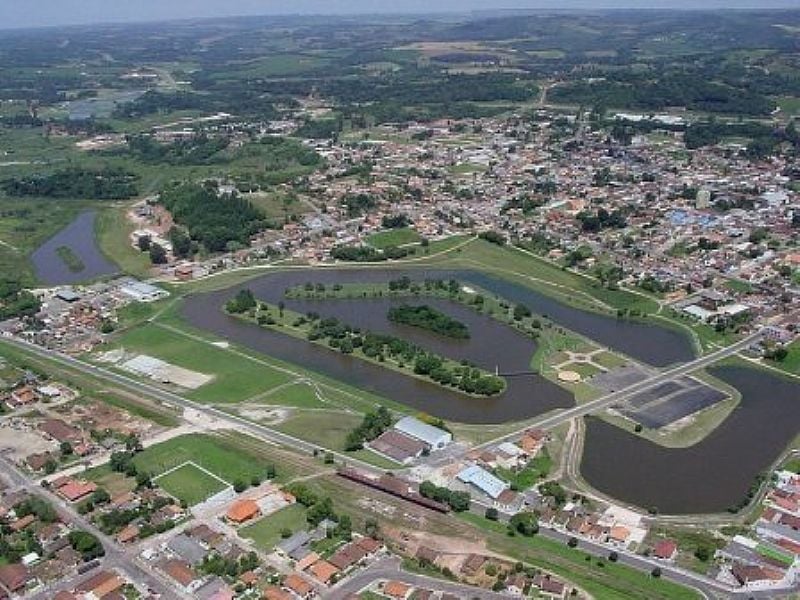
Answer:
[769,340,800,376]
[132,433,273,483]
[495,451,552,490]
[366,228,421,249]
[256,382,326,408]
[154,462,228,506]
[275,410,401,469]
[239,504,308,550]
[646,526,725,574]
[102,322,292,403]
[86,466,136,497]
[593,352,629,370]
[460,513,701,600]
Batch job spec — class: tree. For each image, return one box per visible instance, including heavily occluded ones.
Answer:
[485,507,499,521]
[567,537,578,548]
[608,551,619,562]
[651,567,662,578]
[149,243,167,265]
[233,479,247,493]
[68,531,104,561]
[137,235,151,252]
[60,441,73,456]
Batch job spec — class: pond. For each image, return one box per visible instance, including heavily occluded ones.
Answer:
[180,268,695,423]
[580,365,800,514]
[30,210,119,285]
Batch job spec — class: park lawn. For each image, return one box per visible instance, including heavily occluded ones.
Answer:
[105,322,292,403]
[460,513,701,600]
[132,433,272,483]
[593,352,629,370]
[154,462,228,506]
[239,504,308,551]
[366,228,421,249]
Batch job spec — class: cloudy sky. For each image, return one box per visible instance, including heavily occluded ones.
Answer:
[2,0,797,29]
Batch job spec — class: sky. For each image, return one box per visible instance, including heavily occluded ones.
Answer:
[2,0,798,30]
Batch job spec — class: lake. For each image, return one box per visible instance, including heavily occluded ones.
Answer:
[30,210,119,285]
[580,365,800,514]
[180,268,695,423]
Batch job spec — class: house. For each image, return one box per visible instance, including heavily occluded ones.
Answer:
[39,419,82,444]
[415,546,439,565]
[75,570,125,598]
[57,479,97,503]
[608,525,631,547]
[167,533,208,566]
[506,573,527,596]
[226,499,261,524]
[653,539,678,561]
[0,563,29,594]
[328,542,367,571]
[307,559,339,584]
[158,558,200,591]
[294,552,320,572]
[369,430,426,464]
[263,585,292,600]
[283,573,313,598]
[8,386,37,408]
[383,580,412,599]
[731,564,785,590]
[393,416,451,450]
[460,553,485,576]
[277,531,311,557]
[532,574,567,598]
[116,524,140,544]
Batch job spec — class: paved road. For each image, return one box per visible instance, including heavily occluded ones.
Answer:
[0,454,182,600]
[0,337,385,474]
[476,330,763,449]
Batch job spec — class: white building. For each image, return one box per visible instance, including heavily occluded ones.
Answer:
[394,416,452,450]
[457,464,509,499]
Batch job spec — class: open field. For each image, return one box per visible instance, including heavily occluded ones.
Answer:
[101,322,293,403]
[239,504,308,550]
[274,410,401,469]
[154,462,228,506]
[131,433,273,483]
[366,228,421,249]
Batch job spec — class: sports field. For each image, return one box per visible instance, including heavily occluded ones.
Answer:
[154,462,229,506]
